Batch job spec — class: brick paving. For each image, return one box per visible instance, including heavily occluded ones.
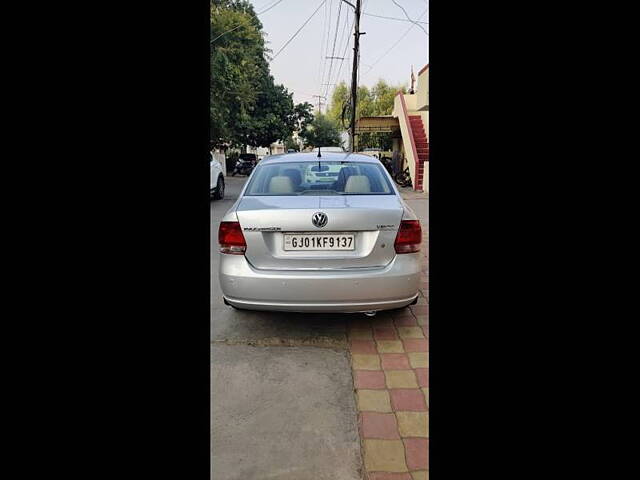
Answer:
[348,302,429,479]
[349,186,428,479]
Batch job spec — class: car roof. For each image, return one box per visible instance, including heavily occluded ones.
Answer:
[259,152,380,164]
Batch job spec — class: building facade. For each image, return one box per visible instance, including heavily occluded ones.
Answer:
[392,64,429,192]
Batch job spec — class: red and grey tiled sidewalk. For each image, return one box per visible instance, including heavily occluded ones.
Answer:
[347,187,428,480]
[347,300,428,480]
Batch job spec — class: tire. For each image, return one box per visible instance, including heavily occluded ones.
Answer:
[213,175,225,200]
[402,172,412,188]
[395,171,411,187]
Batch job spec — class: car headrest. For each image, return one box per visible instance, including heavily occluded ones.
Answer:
[344,175,371,193]
[282,168,302,186]
[268,176,295,194]
[335,166,355,189]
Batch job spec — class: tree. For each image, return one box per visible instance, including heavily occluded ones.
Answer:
[327,80,407,124]
[211,1,303,150]
[370,80,402,116]
[210,1,266,147]
[293,102,314,133]
[236,79,294,149]
[283,103,314,152]
[300,114,343,148]
[284,135,299,152]
[326,82,350,129]
[325,80,407,150]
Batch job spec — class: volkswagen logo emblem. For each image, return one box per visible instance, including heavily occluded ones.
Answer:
[312,212,328,228]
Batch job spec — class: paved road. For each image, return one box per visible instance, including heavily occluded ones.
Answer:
[210,176,362,480]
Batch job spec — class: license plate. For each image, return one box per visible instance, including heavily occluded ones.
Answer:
[283,233,355,251]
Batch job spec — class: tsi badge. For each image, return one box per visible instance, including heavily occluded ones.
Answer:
[312,212,328,228]
[377,224,396,231]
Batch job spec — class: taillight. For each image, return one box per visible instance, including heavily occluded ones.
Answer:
[218,221,246,255]
[394,220,422,254]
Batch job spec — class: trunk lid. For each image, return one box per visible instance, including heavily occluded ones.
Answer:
[236,195,404,270]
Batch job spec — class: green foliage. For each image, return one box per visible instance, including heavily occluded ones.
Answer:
[293,102,314,133]
[210,1,264,146]
[284,135,299,152]
[326,79,407,150]
[327,80,407,127]
[357,132,393,151]
[210,1,310,149]
[300,114,343,148]
[369,79,405,116]
[326,83,350,128]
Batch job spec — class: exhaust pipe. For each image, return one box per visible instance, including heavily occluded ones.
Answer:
[363,311,377,317]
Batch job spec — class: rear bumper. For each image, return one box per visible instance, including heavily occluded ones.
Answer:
[219,253,421,313]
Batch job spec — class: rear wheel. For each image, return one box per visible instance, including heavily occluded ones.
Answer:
[395,169,412,188]
[213,175,225,200]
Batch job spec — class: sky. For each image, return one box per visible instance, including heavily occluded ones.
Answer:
[250,0,429,109]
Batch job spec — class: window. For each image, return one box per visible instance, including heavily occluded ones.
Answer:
[244,161,394,196]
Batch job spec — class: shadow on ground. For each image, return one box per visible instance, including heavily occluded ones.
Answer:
[211,306,401,348]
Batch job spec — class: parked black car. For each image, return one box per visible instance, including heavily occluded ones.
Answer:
[231,153,257,176]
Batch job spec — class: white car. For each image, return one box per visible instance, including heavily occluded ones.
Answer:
[210,153,225,200]
[304,146,347,182]
[304,163,343,183]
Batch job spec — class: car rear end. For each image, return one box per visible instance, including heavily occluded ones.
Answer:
[217,154,422,313]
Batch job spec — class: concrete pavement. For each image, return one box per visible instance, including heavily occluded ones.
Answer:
[211,344,362,480]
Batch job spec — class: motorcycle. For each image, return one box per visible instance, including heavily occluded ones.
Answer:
[231,157,256,176]
[394,167,412,188]
[379,156,394,177]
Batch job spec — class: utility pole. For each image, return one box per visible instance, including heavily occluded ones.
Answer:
[348,0,363,152]
[312,95,326,114]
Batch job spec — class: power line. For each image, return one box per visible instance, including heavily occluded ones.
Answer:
[323,0,344,100]
[362,8,428,77]
[390,0,429,36]
[210,24,243,44]
[318,0,334,96]
[257,0,286,15]
[211,1,288,44]
[272,0,327,61]
[212,1,284,44]
[319,0,334,96]
[317,0,329,98]
[320,1,354,111]
[329,10,354,90]
[312,94,327,113]
[363,12,428,24]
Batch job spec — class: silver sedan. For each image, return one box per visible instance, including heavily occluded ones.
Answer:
[218,152,422,314]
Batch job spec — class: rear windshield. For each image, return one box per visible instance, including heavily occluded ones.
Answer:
[244,161,395,196]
